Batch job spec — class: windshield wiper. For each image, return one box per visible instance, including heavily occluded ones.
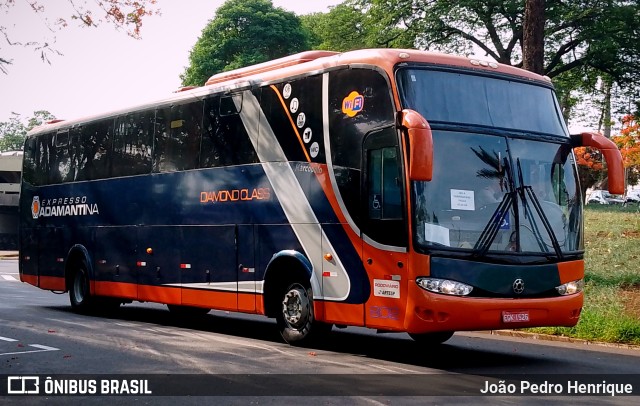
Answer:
[473,191,514,257]
[516,159,563,259]
[473,155,515,257]
[523,185,564,259]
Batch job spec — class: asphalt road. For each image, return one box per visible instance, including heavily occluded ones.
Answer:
[1,259,639,405]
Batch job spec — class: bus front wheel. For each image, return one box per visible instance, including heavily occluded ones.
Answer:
[69,261,94,313]
[276,282,331,345]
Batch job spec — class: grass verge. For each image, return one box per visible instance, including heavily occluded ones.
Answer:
[528,204,640,345]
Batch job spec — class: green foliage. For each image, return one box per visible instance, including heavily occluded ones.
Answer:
[0,115,27,152]
[301,3,368,51]
[347,0,640,130]
[530,205,640,344]
[355,0,640,82]
[181,0,310,86]
[0,110,55,152]
[356,0,522,63]
[531,285,640,345]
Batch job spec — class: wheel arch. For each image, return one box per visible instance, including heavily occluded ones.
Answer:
[262,250,318,318]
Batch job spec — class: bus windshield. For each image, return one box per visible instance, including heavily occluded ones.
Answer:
[398,68,582,257]
[397,68,566,136]
[411,132,582,256]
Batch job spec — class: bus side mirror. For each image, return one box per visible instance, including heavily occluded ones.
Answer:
[570,132,625,195]
[401,109,433,181]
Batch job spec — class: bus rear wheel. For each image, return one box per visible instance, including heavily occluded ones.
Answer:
[276,282,331,345]
[69,261,94,313]
[409,331,454,344]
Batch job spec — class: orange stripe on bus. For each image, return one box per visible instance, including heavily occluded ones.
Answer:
[138,285,181,305]
[238,292,258,314]
[256,295,266,315]
[38,276,66,291]
[321,301,364,326]
[182,289,238,312]
[20,273,38,286]
[94,281,137,300]
[94,282,262,314]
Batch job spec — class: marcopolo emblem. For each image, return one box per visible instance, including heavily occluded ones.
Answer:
[512,278,525,294]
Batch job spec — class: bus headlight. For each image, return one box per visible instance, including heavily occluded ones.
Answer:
[416,277,473,296]
[555,279,584,296]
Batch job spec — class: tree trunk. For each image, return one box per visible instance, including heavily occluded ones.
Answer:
[523,0,546,75]
[602,78,612,138]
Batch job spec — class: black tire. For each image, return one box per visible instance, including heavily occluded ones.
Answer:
[69,261,94,313]
[167,304,211,317]
[276,282,331,345]
[409,331,454,344]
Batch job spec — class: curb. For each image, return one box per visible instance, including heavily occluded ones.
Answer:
[481,329,640,351]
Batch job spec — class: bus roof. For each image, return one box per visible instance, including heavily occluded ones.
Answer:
[27,48,552,137]
[205,48,550,87]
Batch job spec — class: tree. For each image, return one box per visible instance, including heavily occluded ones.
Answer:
[302,2,369,52]
[350,0,640,129]
[613,115,640,188]
[574,147,606,198]
[302,0,414,52]
[522,0,545,74]
[573,114,640,198]
[360,1,639,80]
[181,0,309,87]
[0,110,55,151]
[0,0,159,73]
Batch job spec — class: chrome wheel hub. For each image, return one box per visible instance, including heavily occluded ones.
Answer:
[282,287,309,328]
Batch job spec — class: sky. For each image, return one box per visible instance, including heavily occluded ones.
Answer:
[0,0,343,123]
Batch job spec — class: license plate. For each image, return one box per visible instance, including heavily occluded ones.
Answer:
[502,311,530,323]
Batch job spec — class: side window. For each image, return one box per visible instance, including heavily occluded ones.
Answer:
[51,129,71,183]
[363,127,406,247]
[36,133,54,185]
[154,101,203,172]
[69,126,84,181]
[113,111,153,177]
[81,120,112,180]
[22,137,38,185]
[200,94,258,168]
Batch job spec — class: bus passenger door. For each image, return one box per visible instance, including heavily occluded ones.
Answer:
[94,227,138,300]
[180,226,238,311]
[362,127,409,330]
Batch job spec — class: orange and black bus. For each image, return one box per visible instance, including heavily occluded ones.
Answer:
[19,49,624,344]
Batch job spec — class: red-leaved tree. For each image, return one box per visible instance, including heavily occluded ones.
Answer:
[574,146,605,199]
[1,0,160,73]
[613,115,640,189]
